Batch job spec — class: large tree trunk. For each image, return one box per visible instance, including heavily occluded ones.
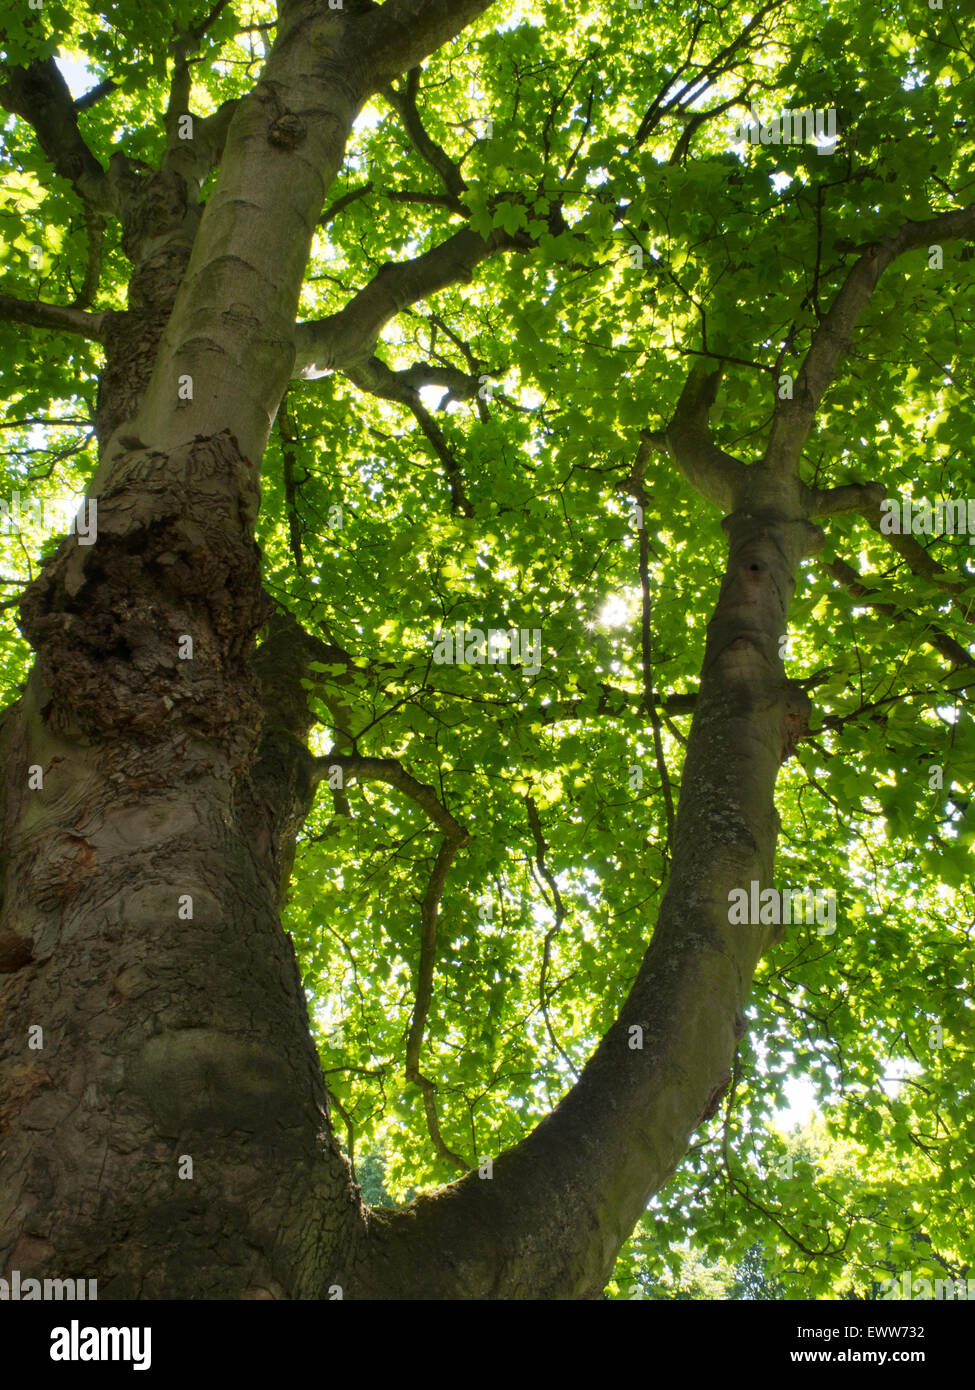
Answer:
[0,0,509,1301]
[0,431,366,1298]
[0,0,366,1293]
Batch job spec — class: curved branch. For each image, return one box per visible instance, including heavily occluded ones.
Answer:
[293,226,521,376]
[765,201,975,471]
[344,356,475,516]
[396,361,480,401]
[866,499,971,608]
[312,753,468,844]
[820,555,975,669]
[0,58,111,210]
[351,501,821,1299]
[347,355,479,406]
[313,752,471,1171]
[660,366,748,509]
[383,66,467,202]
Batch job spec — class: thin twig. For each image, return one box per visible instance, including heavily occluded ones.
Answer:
[525,794,578,1080]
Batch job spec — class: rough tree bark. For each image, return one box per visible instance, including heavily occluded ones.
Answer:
[1,1,972,1299]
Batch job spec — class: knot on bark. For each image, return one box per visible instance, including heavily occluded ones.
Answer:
[268,114,306,148]
[19,433,270,747]
[0,927,34,973]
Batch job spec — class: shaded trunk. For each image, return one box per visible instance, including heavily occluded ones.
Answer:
[0,0,478,1301]
[0,432,365,1298]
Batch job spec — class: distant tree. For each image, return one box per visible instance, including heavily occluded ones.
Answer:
[729,1244,784,1301]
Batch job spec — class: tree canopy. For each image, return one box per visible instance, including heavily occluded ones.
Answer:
[1,0,973,1301]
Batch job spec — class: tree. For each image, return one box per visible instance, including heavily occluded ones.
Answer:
[1,0,972,1300]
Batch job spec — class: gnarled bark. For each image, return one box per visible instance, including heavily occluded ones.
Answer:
[0,431,363,1298]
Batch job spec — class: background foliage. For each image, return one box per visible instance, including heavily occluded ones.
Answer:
[1,0,972,1297]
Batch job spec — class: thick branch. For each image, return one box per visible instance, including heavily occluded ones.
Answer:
[0,58,111,210]
[356,1,499,93]
[162,96,239,187]
[0,293,106,340]
[803,482,971,622]
[166,41,193,146]
[354,507,817,1298]
[803,479,886,519]
[865,501,971,610]
[660,366,748,509]
[294,227,520,376]
[766,201,975,470]
[820,555,974,669]
[396,362,480,401]
[347,355,478,405]
[74,78,116,112]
